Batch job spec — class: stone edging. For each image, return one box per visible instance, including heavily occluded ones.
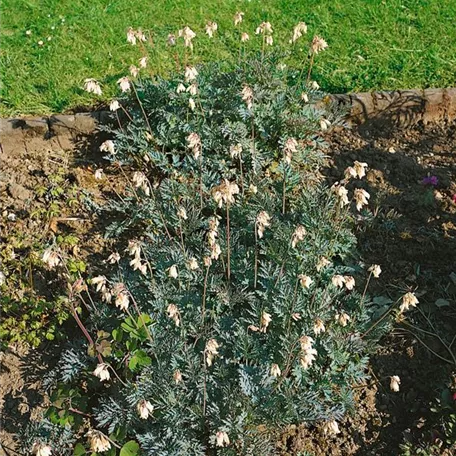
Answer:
[1,89,456,141]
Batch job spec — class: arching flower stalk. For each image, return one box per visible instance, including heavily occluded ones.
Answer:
[282,138,298,213]
[212,180,239,280]
[306,35,328,84]
[230,143,244,193]
[254,211,271,288]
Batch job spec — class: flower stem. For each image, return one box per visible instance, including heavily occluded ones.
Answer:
[306,53,315,85]
[226,203,231,281]
[202,264,210,323]
[131,83,153,134]
[254,224,258,288]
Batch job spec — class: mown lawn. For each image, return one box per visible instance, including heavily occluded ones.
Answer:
[1,0,456,115]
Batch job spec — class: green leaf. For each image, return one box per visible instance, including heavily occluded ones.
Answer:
[120,440,140,456]
[128,349,151,371]
[112,328,123,342]
[73,443,86,456]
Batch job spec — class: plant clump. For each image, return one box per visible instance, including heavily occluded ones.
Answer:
[24,15,402,456]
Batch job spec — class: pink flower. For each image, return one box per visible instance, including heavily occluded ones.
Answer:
[452,194,456,204]
[422,175,438,186]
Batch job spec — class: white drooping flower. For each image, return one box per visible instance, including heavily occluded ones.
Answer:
[179,26,196,48]
[184,65,198,82]
[139,56,148,68]
[83,78,102,95]
[137,399,154,419]
[265,35,273,46]
[32,443,52,456]
[205,21,218,38]
[129,65,139,78]
[176,83,186,93]
[313,318,326,335]
[332,183,350,207]
[332,275,345,288]
[234,11,244,26]
[187,257,199,270]
[132,171,150,196]
[310,35,328,54]
[298,274,313,289]
[187,83,198,96]
[112,283,129,311]
[117,76,131,92]
[335,312,351,327]
[301,92,309,102]
[212,179,240,208]
[93,363,110,382]
[127,240,141,257]
[354,188,370,211]
[322,419,340,436]
[400,292,419,312]
[368,264,382,278]
[241,32,250,42]
[353,161,368,179]
[320,118,331,131]
[215,430,230,447]
[299,335,317,369]
[99,140,115,154]
[241,85,253,110]
[256,21,273,35]
[188,97,196,111]
[230,143,242,159]
[291,22,307,43]
[256,211,271,239]
[344,166,357,180]
[177,206,188,220]
[127,27,137,45]
[260,311,272,333]
[109,100,120,111]
[167,33,176,46]
[168,265,178,279]
[92,275,107,293]
[284,137,298,164]
[205,338,219,366]
[344,276,356,291]
[249,184,258,194]
[42,248,60,268]
[106,252,120,264]
[167,304,180,327]
[187,132,202,159]
[291,225,307,248]
[130,255,147,275]
[87,430,111,453]
[310,80,320,90]
[316,256,331,272]
[94,168,103,180]
[390,375,401,392]
[270,363,281,377]
[173,369,183,384]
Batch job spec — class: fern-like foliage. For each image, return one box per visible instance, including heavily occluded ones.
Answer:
[26,52,391,455]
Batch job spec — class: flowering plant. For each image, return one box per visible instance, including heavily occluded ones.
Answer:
[25,16,395,456]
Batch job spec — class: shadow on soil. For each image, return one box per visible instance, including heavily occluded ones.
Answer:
[326,118,456,455]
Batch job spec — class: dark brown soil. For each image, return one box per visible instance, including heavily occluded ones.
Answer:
[1,121,455,455]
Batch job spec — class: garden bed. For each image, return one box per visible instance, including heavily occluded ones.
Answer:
[1,118,455,455]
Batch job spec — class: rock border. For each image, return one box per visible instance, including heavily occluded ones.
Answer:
[1,89,456,141]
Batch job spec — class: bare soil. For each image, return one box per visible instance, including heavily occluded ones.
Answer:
[1,121,455,455]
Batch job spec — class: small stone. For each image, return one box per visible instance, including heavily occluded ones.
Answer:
[8,183,31,201]
[387,146,396,154]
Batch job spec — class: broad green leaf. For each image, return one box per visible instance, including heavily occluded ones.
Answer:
[120,440,140,456]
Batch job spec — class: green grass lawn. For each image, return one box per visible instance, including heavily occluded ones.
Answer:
[1,0,456,116]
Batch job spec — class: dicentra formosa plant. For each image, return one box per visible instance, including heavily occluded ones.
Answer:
[26,16,406,456]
